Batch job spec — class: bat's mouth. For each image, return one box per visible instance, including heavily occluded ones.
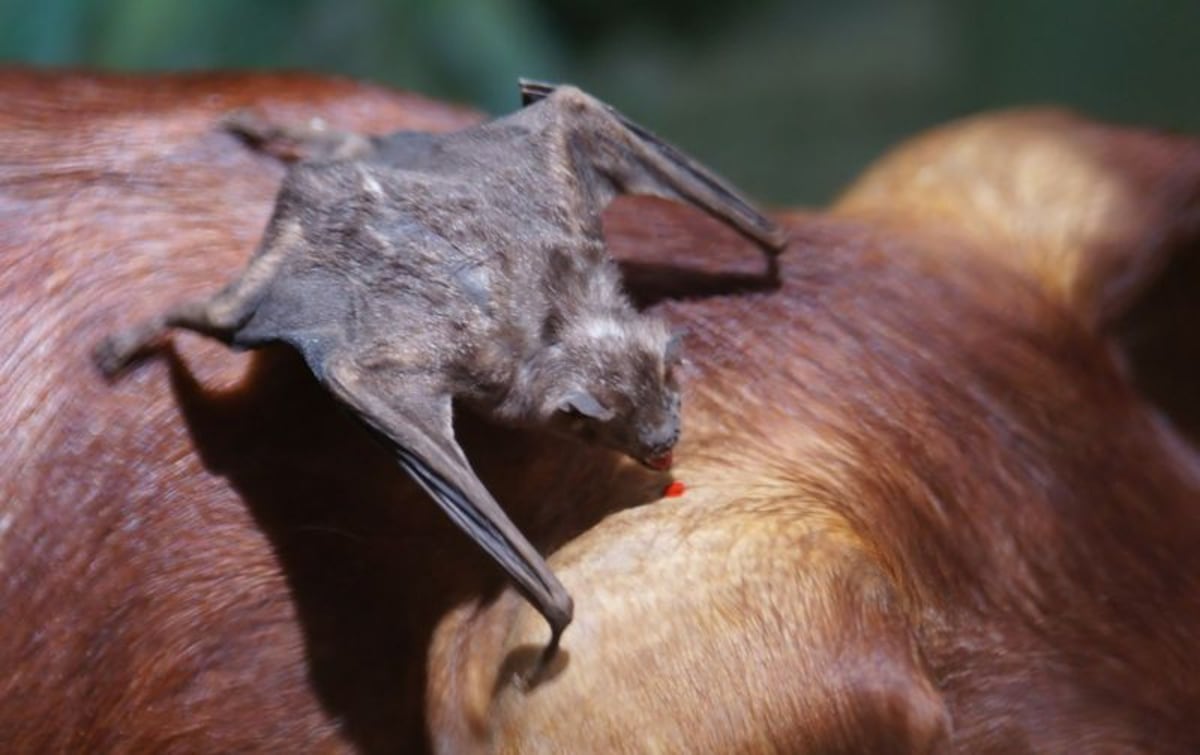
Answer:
[642,451,674,471]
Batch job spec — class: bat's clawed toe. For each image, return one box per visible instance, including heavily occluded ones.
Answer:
[219,109,277,148]
[219,109,297,147]
[220,109,374,162]
[92,321,165,378]
[220,110,301,162]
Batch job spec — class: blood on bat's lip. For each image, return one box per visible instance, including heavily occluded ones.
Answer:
[643,451,673,471]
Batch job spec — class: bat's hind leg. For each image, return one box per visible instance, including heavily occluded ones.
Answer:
[93,283,262,377]
[95,207,304,377]
[222,110,375,162]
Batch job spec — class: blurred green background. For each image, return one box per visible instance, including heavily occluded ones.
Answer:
[1,0,1196,205]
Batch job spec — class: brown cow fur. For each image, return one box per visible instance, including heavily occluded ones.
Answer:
[1,70,1198,753]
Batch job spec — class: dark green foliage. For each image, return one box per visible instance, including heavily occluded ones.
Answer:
[0,0,1196,204]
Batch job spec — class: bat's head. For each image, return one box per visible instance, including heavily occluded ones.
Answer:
[542,313,683,470]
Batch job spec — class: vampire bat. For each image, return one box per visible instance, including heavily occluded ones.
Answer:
[95,80,787,668]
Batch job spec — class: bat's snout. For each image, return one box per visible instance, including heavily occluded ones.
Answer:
[635,413,679,471]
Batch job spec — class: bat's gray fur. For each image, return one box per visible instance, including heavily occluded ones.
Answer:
[95,81,786,674]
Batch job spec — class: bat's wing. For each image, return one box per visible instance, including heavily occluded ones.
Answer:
[519,79,789,256]
[321,356,574,654]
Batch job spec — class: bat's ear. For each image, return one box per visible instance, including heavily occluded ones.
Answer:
[664,327,687,367]
[562,389,615,421]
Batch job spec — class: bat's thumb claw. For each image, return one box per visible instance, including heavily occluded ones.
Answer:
[520,636,567,690]
[518,606,571,690]
[767,224,792,254]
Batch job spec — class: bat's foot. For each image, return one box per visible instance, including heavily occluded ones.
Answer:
[221,109,302,162]
[92,321,165,378]
[221,110,373,162]
[219,108,271,139]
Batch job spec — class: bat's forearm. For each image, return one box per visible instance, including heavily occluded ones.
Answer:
[521,80,789,256]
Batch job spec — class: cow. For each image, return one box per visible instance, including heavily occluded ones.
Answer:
[1,69,1197,753]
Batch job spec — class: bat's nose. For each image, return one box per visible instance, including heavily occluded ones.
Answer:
[642,420,679,454]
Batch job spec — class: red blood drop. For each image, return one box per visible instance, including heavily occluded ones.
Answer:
[663,480,686,498]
